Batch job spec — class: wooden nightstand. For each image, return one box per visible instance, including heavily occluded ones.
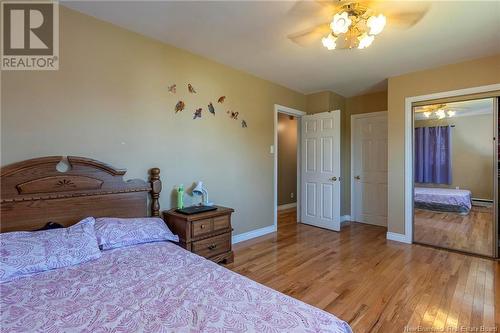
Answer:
[163,206,234,264]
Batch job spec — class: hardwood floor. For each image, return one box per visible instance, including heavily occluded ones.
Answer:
[227,209,499,333]
[277,207,297,226]
[414,206,494,257]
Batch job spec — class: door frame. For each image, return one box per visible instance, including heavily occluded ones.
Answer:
[402,83,500,248]
[350,111,388,225]
[274,104,307,230]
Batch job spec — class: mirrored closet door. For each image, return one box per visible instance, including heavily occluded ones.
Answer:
[412,97,498,257]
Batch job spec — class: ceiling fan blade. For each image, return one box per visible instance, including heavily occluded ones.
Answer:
[386,10,429,29]
[368,1,430,29]
[313,0,344,13]
[287,23,331,46]
[287,0,339,21]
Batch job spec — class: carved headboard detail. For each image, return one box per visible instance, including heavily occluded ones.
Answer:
[1,156,161,232]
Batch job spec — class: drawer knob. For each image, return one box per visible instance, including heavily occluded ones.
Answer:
[208,244,217,250]
[200,224,205,229]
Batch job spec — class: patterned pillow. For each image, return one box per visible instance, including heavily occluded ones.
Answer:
[0,217,101,283]
[94,217,179,250]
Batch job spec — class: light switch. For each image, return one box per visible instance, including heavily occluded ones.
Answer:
[270,145,274,154]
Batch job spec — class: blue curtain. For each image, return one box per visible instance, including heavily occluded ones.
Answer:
[414,126,452,184]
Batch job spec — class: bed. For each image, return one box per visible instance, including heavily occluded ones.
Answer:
[414,187,472,214]
[0,156,351,333]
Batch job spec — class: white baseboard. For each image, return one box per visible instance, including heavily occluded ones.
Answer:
[386,232,412,244]
[232,225,277,244]
[277,202,297,211]
[340,215,352,223]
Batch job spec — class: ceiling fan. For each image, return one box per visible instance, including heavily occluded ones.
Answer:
[415,104,468,119]
[287,0,430,50]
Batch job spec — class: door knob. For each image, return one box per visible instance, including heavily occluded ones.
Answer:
[329,177,337,181]
[354,175,361,180]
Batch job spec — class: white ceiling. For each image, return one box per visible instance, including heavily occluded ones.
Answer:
[63,1,500,97]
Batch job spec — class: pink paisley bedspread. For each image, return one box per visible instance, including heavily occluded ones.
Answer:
[1,241,352,333]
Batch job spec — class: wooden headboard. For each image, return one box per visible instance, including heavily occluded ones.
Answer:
[0,156,161,233]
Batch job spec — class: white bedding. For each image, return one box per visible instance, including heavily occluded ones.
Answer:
[414,187,472,213]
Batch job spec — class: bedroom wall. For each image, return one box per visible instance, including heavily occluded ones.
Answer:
[277,113,297,206]
[414,113,494,200]
[388,54,500,235]
[306,91,345,114]
[0,6,306,236]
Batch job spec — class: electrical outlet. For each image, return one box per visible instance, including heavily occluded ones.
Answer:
[290,192,294,199]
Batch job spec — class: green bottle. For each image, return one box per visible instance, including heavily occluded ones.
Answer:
[177,184,184,209]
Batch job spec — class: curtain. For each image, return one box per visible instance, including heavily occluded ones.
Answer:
[414,126,452,184]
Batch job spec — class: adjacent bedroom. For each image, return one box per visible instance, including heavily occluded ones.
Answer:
[413,98,496,256]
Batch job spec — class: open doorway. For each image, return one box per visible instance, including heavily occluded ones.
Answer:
[273,105,306,230]
[277,113,298,226]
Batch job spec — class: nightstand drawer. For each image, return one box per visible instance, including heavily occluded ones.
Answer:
[213,215,230,232]
[192,232,231,258]
[192,218,212,238]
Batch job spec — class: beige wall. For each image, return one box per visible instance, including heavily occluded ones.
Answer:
[277,113,297,206]
[0,7,306,235]
[306,91,346,114]
[306,90,387,215]
[306,92,331,114]
[415,113,494,200]
[388,55,500,234]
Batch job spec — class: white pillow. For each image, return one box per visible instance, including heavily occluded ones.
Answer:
[94,217,179,250]
[0,217,101,283]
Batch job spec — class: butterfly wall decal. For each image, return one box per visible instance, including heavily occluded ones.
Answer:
[227,110,239,120]
[175,101,185,113]
[193,108,202,119]
[188,84,197,94]
[168,83,245,130]
[208,102,215,115]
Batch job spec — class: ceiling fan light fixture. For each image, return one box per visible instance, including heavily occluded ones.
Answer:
[331,12,351,35]
[447,110,456,117]
[436,109,446,119]
[322,34,337,50]
[366,14,386,36]
[423,111,431,118]
[357,33,374,49]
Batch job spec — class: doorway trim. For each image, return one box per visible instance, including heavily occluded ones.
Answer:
[274,104,306,231]
[350,111,388,225]
[402,83,500,245]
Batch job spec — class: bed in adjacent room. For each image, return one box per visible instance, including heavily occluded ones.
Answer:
[0,156,351,333]
[414,187,472,214]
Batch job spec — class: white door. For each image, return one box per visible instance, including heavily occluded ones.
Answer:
[351,112,388,226]
[300,111,341,231]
